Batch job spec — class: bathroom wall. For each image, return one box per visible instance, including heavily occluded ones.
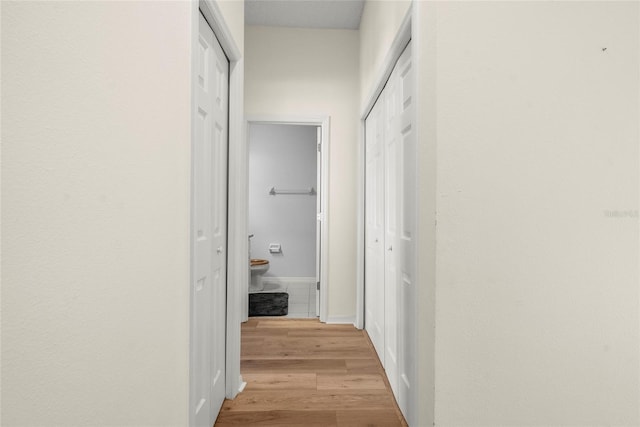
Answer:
[245,25,359,321]
[249,124,317,278]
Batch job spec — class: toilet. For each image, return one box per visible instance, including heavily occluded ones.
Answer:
[250,258,270,292]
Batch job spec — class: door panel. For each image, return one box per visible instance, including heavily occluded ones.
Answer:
[396,44,415,418]
[384,68,400,398]
[365,98,385,362]
[192,12,229,427]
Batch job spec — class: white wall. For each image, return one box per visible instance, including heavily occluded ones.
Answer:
[414,2,438,425]
[427,2,639,425]
[359,0,411,110]
[1,1,244,425]
[249,124,317,278]
[245,25,359,319]
[216,0,244,53]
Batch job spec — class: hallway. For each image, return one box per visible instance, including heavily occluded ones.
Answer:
[214,319,407,426]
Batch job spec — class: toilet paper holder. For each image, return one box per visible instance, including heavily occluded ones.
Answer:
[268,243,281,254]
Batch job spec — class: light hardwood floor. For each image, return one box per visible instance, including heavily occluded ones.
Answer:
[214,318,408,427]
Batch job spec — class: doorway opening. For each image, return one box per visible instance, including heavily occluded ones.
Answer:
[243,117,329,323]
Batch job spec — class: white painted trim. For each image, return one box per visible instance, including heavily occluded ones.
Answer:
[246,115,330,324]
[326,315,357,325]
[225,56,245,401]
[247,114,329,127]
[190,3,244,425]
[411,2,435,426]
[253,277,316,295]
[355,122,365,330]
[635,4,640,424]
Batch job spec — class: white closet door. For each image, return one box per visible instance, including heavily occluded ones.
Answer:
[365,96,386,362]
[395,42,416,417]
[364,41,415,419]
[192,12,229,427]
[383,57,402,398]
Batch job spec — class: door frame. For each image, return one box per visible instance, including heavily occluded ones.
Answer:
[245,115,330,323]
[190,1,245,424]
[357,4,418,425]
[356,5,411,332]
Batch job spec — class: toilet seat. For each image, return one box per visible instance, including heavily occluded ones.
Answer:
[251,259,269,266]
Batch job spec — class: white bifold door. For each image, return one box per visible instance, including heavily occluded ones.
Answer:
[191,12,229,427]
[364,41,416,421]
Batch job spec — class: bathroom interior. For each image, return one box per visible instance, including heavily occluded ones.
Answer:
[248,123,319,318]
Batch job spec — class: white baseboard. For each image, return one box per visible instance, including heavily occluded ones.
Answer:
[252,277,316,295]
[325,315,356,325]
[237,376,247,394]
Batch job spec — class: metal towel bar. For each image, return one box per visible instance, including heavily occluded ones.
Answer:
[268,187,316,196]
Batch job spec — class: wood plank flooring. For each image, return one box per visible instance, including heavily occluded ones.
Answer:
[214,318,408,427]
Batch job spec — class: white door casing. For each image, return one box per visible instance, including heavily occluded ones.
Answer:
[191,12,229,427]
[245,115,330,322]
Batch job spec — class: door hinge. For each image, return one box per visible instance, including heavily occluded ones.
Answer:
[316,281,320,290]
[317,143,321,152]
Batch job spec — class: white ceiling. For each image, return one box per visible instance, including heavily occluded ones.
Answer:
[245,0,366,30]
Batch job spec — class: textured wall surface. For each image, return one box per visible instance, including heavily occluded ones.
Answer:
[1,2,193,425]
[430,2,640,425]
